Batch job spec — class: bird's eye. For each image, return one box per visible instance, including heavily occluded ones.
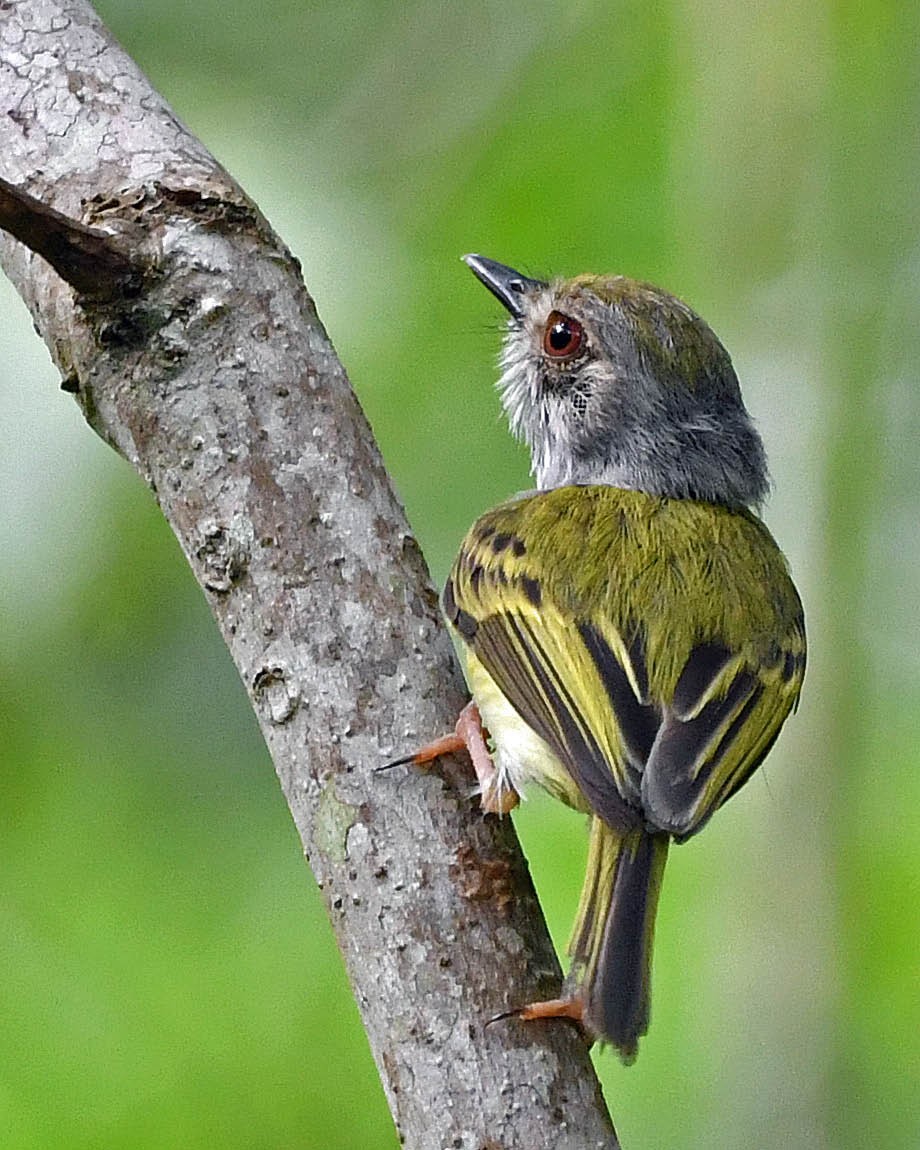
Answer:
[542,311,584,360]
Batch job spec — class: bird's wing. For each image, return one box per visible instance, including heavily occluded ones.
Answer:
[640,640,805,839]
[444,513,659,831]
[444,490,805,839]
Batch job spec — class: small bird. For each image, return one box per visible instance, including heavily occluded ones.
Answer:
[395,255,805,1061]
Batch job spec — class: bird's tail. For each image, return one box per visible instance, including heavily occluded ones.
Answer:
[569,818,669,1062]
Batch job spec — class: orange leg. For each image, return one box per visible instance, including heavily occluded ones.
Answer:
[488,995,587,1036]
[517,997,585,1025]
[380,701,519,814]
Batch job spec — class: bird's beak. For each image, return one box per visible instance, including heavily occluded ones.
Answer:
[462,254,546,319]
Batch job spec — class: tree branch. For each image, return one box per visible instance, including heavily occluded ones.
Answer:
[0,173,146,298]
[0,4,619,1148]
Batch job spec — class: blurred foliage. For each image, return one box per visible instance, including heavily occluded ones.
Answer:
[2,1,919,1147]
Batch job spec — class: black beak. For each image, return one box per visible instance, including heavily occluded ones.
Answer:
[462,254,546,319]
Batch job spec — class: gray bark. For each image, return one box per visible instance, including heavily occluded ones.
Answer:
[0,3,620,1148]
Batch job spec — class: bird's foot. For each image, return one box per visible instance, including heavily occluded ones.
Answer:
[379,701,519,814]
[488,995,588,1036]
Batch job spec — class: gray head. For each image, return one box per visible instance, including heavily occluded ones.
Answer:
[464,255,769,508]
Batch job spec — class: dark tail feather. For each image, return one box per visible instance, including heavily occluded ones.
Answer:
[571,821,669,1061]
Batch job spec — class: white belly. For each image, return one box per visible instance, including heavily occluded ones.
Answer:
[463,649,588,812]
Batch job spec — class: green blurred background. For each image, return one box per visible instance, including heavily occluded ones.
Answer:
[2,2,919,1147]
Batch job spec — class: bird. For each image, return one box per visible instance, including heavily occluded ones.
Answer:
[392,254,805,1061]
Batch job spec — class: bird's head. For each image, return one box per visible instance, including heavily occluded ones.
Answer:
[464,254,769,508]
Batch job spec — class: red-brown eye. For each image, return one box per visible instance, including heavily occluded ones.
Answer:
[542,311,584,360]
